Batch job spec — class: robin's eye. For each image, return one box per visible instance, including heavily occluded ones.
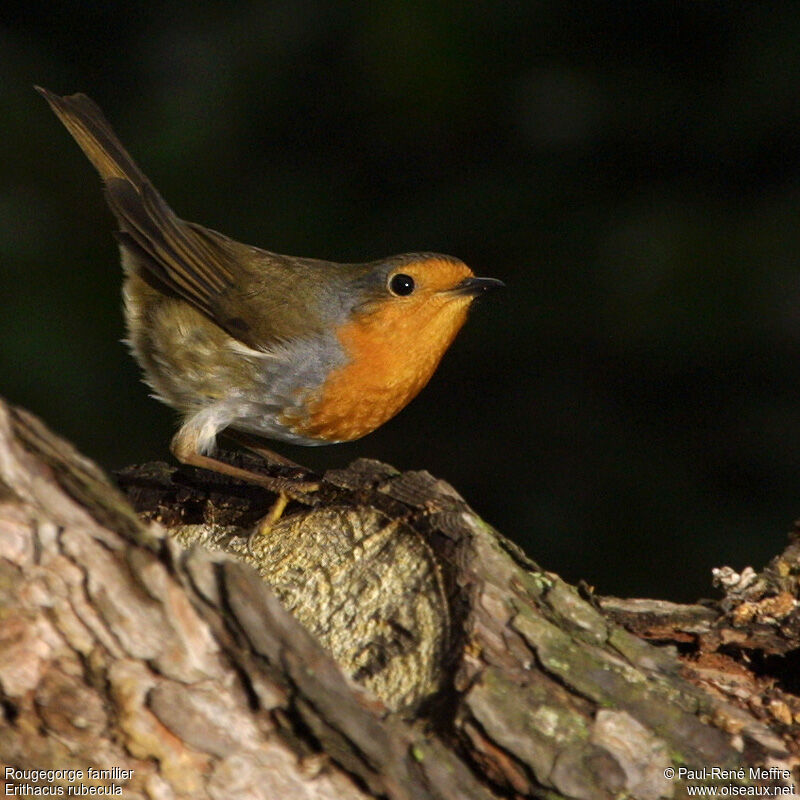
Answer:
[389,273,415,296]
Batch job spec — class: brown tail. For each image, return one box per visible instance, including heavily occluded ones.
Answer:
[36,86,150,189]
[37,86,241,332]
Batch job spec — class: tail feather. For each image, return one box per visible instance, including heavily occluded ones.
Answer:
[35,86,149,189]
[37,86,245,341]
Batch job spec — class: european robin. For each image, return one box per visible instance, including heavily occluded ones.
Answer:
[37,87,504,496]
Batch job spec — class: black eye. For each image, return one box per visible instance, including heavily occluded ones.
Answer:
[389,273,415,296]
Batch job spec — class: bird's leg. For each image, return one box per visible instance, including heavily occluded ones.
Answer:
[171,416,319,554]
[211,431,311,556]
[171,436,314,554]
[247,492,290,557]
[171,427,319,498]
[171,436,302,556]
[213,432,320,555]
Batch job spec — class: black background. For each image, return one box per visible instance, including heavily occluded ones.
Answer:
[4,2,800,601]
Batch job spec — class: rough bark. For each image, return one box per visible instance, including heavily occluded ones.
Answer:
[0,396,798,799]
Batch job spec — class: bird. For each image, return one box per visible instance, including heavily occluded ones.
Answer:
[37,87,504,499]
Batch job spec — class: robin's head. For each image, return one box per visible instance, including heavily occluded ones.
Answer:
[342,254,503,378]
[350,252,503,334]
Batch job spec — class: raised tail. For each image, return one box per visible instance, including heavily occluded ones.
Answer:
[37,86,243,337]
[36,87,151,189]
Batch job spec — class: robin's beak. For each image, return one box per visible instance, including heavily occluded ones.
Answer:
[450,276,505,296]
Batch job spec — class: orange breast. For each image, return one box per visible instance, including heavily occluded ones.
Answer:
[288,292,472,442]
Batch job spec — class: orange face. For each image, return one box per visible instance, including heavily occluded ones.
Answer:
[290,257,478,441]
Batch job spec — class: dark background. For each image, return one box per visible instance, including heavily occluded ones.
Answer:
[4,2,800,601]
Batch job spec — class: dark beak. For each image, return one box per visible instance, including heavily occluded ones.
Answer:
[452,276,505,296]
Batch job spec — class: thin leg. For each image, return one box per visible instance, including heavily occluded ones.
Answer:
[247,492,290,556]
[171,436,319,498]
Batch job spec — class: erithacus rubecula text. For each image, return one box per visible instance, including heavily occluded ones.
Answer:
[38,87,504,494]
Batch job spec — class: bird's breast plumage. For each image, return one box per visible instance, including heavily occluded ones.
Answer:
[284,291,473,442]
